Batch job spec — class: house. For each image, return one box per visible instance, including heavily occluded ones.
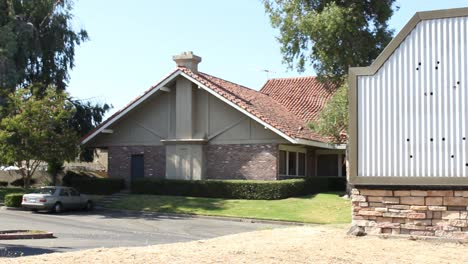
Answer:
[81,51,345,183]
[348,7,468,239]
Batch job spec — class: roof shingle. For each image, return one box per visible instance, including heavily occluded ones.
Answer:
[260,76,337,123]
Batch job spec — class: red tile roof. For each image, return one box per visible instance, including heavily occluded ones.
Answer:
[260,76,338,123]
[81,67,336,144]
[179,67,329,142]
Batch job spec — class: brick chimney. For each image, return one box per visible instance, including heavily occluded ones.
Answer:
[173,51,202,73]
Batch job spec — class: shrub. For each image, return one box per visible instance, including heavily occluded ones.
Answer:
[5,193,24,207]
[63,171,125,195]
[62,170,88,186]
[304,177,347,193]
[0,181,7,187]
[131,179,306,200]
[10,178,36,187]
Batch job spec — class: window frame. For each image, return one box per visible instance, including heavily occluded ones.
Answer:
[278,145,306,177]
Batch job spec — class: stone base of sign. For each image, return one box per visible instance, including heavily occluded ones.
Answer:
[351,188,468,240]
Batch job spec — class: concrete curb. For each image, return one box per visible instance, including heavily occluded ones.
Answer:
[97,207,314,226]
[0,206,28,211]
[0,230,54,240]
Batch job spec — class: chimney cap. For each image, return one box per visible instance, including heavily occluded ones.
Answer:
[173,51,201,62]
[173,51,202,72]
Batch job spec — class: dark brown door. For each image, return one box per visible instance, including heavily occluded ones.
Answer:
[131,154,144,180]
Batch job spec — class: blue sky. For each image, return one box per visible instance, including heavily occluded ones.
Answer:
[68,1,468,117]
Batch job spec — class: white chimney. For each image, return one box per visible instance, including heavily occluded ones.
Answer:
[173,51,202,73]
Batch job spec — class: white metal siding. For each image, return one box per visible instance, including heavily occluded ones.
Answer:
[358,17,468,178]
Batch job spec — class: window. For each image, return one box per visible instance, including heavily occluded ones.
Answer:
[279,147,306,177]
[288,152,297,175]
[69,188,80,196]
[279,151,287,175]
[298,153,306,176]
[59,189,69,197]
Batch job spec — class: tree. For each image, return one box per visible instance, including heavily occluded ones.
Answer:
[0,0,88,93]
[0,0,110,161]
[308,83,348,142]
[0,87,78,188]
[264,0,396,142]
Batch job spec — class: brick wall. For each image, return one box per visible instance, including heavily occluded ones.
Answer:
[108,146,166,184]
[352,188,468,240]
[205,144,278,180]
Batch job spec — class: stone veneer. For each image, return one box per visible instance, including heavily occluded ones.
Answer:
[108,146,166,184]
[205,144,278,180]
[351,188,468,240]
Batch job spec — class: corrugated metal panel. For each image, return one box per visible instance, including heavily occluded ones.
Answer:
[358,17,468,178]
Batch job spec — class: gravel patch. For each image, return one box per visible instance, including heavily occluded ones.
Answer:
[3,225,467,264]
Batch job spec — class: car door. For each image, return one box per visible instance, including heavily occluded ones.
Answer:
[69,188,82,209]
[58,188,72,209]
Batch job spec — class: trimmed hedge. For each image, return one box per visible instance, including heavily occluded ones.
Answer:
[132,177,347,200]
[10,178,36,187]
[5,193,24,207]
[63,171,125,195]
[132,179,306,200]
[0,181,7,187]
[304,177,347,193]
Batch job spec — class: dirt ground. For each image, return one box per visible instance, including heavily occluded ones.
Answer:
[2,225,467,264]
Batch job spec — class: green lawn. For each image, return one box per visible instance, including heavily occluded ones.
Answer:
[108,193,351,224]
[0,187,27,202]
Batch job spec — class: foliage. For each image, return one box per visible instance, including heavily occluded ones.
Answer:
[304,176,346,193]
[0,187,25,200]
[62,170,124,195]
[264,1,396,141]
[110,193,351,224]
[309,84,348,142]
[47,159,63,186]
[0,181,7,187]
[0,0,88,92]
[0,87,78,188]
[5,192,23,207]
[132,179,307,200]
[68,99,111,161]
[0,0,111,159]
[10,178,36,187]
[263,0,396,83]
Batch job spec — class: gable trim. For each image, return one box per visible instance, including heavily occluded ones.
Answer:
[81,69,180,144]
[82,69,338,148]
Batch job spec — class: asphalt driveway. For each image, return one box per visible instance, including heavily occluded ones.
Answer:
[0,208,282,258]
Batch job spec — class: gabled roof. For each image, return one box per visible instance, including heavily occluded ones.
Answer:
[81,67,344,148]
[260,76,337,123]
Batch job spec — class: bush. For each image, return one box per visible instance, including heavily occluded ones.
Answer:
[63,171,125,195]
[10,178,36,187]
[0,181,7,187]
[5,193,24,207]
[62,170,87,186]
[304,177,347,193]
[131,179,306,200]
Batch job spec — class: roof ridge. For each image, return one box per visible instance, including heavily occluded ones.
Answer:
[267,75,317,81]
[198,71,257,92]
[180,68,254,106]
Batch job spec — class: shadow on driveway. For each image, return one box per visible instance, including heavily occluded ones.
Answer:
[0,244,70,258]
[31,208,192,222]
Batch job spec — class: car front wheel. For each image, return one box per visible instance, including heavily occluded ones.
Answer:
[85,201,94,211]
[53,202,63,214]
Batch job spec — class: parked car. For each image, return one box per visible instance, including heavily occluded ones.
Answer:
[22,186,93,213]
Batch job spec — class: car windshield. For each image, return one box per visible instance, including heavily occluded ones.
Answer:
[33,187,56,195]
